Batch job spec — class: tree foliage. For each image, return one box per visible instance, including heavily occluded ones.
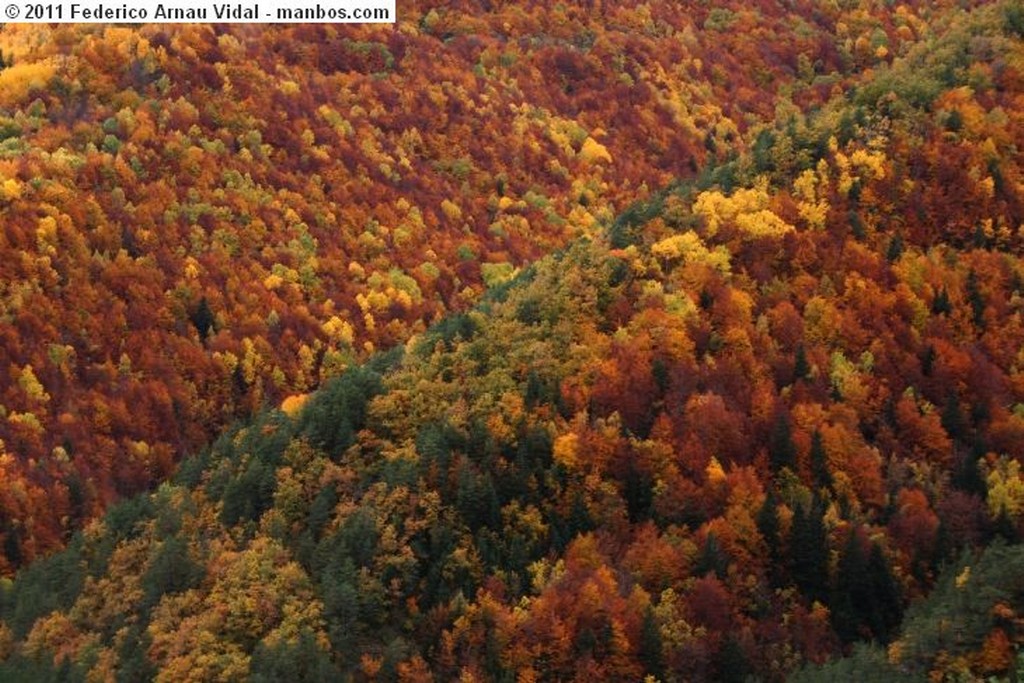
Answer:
[0,1,1023,681]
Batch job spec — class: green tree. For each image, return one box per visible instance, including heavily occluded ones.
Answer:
[141,535,204,611]
[791,499,829,604]
[966,269,985,329]
[810,431,832,491]
[189,296,215,343]
[832,531,902,644]
[769,412,797,472]
[886,234,904,262]
[115,625,157,683]
[832,529,869,644]
[941,392,966,443]
[794,344,811,383]
[695,532,729,579]
[639,606,665,680]
[757,489,782,582]
[718,635,751,683]
[931,287,951,316]
[250,629,338,682]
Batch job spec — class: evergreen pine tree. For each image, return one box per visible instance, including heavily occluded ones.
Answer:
[250,629,338,682]
[931,287,952,315]
[695,532,729,579]
[867,543,903,643]
[639,606,665,680]
[791,499,829,604]
[832,531,903,645]
[849,210,865,240]
[757,489,782,582]
[920,343,936,376]
[810,430,832,491]
[718,635,751,683]
[886,233,904,262]
[831,529,868,644]
[953,442,987,495]
[993,506,1020,543]
[794,344,810,382]
[190,296,215,343]
[941,392,966,443]
[967,269,986,329]
[769,412,797,472]
[115,625,157,683]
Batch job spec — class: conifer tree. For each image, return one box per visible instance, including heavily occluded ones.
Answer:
[770,413,797,472]
[791,499,829,604]
[810,431,832,491]
[757,489,782,582]
[794,344,811,382]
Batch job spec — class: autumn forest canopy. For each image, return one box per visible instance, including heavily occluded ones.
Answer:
[1,0,1024,681]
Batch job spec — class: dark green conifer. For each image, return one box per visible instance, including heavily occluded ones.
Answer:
[810,430,832,491]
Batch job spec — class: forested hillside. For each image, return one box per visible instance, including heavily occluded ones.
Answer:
[1,1,1023,680]
[0,0,933,568]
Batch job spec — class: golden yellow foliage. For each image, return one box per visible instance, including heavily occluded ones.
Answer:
[440,199,463,222]
[793,163,830,230]
[849,149,886,179]
[183,257,200,280]
[280,393,310,417]
[36,216,58,254]
[985,456,1024,520]
[321,316,355,345]
[0,59,56,109]
[18,365,49,404]
[262,273,284,290]
[955,565,971,590]
[578,137,612,164]
[705,456,727,484]
[553,433,580,470]
[650,231,731,272]
[734,209,796,238]
[1,178,22,201]
[693,179,793,238]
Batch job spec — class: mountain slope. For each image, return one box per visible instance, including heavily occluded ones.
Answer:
[2,2,1024,680]
[0,0,928,568]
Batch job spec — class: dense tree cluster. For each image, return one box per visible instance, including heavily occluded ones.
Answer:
[1,2,1023,679]
[0,0,891,566]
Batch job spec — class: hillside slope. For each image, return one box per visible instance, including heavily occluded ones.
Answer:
[1,2,1024,680]
[0,0,933,568]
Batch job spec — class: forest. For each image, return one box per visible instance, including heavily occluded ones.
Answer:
[0,0,1023,681]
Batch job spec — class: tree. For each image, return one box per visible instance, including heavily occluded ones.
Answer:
[718,635,751,683]
[831,529,869,644]
[941,392,966,443]
[794,343,810,382]
[769,412,797,472]
[639,606,665,680]
[966,269,985,329]
[694,532,729,580]
[866,543,902,643]
[116,625,157,683]
[757,489,782,581]
[141,535,204,611]
[931,287,951,316]
[886,234,904,262]
[250,629,338,682]
[790,500,829,604]
[189,296,215,343]
[810,431,832,491]
[832,530,902,644]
